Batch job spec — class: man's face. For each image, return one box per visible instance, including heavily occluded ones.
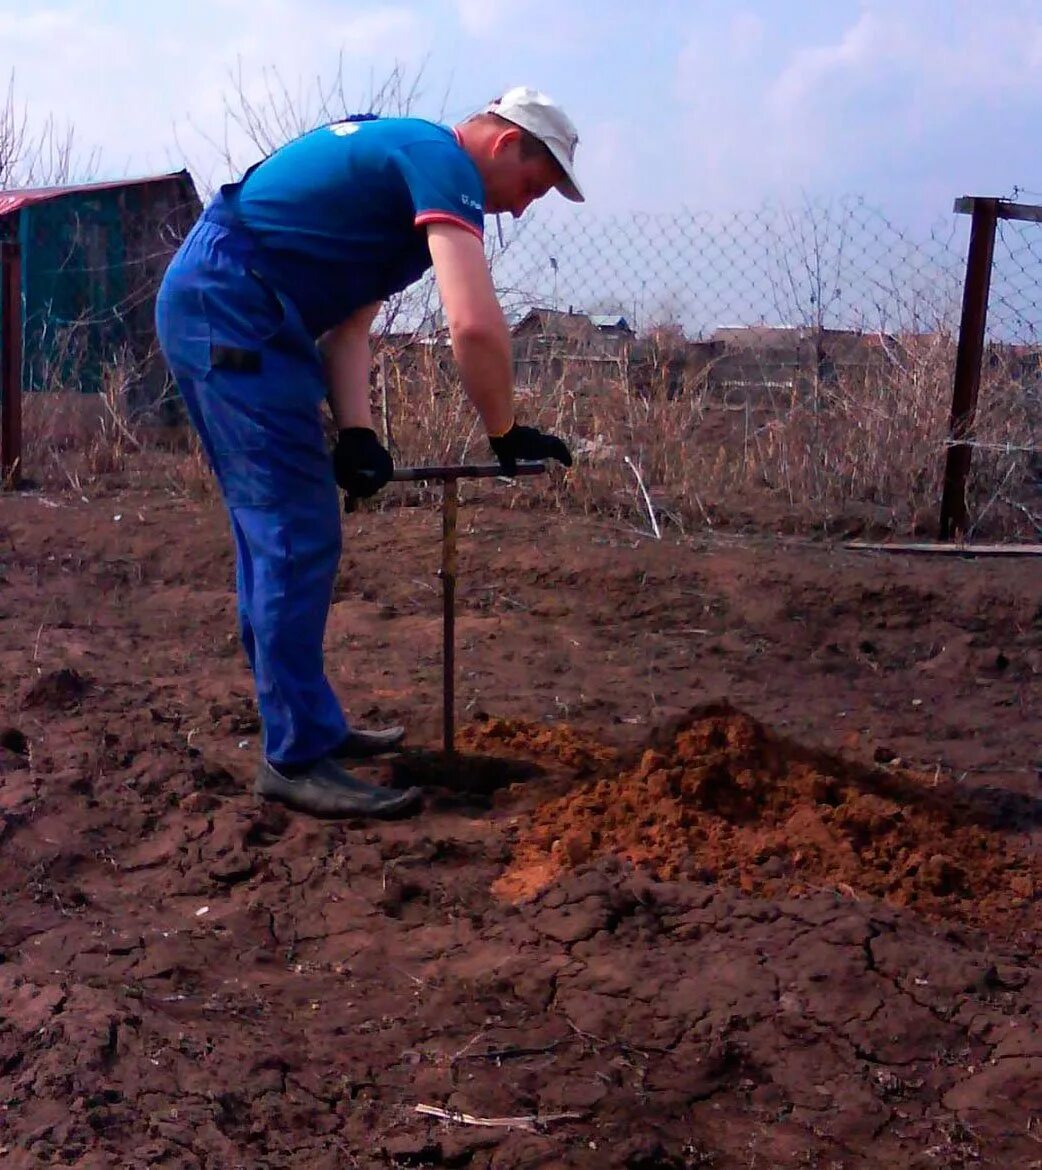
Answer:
[483,128,562,218]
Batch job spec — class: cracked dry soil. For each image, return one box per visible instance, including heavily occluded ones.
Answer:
[1,488,1041,1169]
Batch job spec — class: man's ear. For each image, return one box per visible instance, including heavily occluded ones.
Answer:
[490,125,521,158]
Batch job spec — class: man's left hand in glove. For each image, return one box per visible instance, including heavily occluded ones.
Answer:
[489,421,573,476]
[333,427,394,500]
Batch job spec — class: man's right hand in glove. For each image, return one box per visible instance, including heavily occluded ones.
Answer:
[333,427,393,500]
[489,422,573,476]
[424,226,573,477]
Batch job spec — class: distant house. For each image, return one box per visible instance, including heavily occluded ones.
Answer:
[0,171,201,402]
[711,325,805,350]
[629,330,723,400]
[707,324,897,398]
[512,307,597,343]
[711,324,899,360]
[510,307,634,386]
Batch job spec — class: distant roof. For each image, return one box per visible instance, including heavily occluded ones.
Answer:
[590,314,633,331]
[518,306,591,322]
[0,170,195,217]
[511,306,595,336]
[713,324,801,337]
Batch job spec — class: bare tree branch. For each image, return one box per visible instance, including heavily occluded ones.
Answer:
[0,71,99,189]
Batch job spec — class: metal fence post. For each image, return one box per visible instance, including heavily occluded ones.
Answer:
[1,241,23,488]
[939,198,998,540]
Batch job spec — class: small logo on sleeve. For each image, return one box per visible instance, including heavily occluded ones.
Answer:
[460,194,482,212]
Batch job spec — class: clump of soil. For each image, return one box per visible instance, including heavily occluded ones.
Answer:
[493,703,1041,929]
[20,667,90,710]
[458,716,620,775]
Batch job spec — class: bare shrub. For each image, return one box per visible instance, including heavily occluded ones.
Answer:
[19,323,96,489]
[367,333,1036,541]
[0,71,98,187]
[163,438,218,502]
[19,334,188,493]
[38,322,1034,541]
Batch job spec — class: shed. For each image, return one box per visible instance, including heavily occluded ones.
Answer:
[0,171,201,402]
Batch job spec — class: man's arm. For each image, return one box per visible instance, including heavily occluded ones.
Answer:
[426,223,515,436]
[320,302,394,501]
[319,301,383,430]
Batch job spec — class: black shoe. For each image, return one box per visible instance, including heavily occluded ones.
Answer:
[332,724,406,760]
[255,756,421,819]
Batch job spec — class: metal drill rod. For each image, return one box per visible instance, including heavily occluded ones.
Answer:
[385,460,548,755]
[441,478,458,756]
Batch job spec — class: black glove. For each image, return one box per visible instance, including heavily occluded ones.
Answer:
[333,427,393,500]
[489,423,573,476]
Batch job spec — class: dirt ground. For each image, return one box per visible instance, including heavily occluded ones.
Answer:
[1,480,1041,1169]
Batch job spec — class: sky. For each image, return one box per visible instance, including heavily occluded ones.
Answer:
[3,0,1042,220]
[4,0,1042,332]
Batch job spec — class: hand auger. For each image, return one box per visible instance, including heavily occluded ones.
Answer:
[349,462,548,755]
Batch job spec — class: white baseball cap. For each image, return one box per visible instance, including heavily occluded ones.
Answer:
[482,86,584,203]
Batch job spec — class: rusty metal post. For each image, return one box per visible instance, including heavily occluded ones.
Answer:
[441,478,458,756]
[939,198,998,540]
[1,241,23,488]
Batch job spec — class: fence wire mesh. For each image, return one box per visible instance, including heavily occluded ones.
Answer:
[490,199,969,339]
[373,197,1040,539]
[992,217,1042,345]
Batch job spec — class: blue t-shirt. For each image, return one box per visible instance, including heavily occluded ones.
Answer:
[229,117,485,338]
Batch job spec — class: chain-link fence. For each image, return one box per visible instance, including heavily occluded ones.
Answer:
[990,215,1042,344]
[385,197,981,421]
[987,214,1042,463]
[376,197,1040,540]
[492,198,971,338]
[380,197,974,342]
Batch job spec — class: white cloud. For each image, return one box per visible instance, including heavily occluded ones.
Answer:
[0,1,431,184]
[769,11,896,116]
[212,2,423,67]
[0,10,75,38]
[673,3,1042,209]
[579,117,626,196]
[728,11,765,60]
[452,0,607,54]
[770,5,1042,120]
[454,0,506,38]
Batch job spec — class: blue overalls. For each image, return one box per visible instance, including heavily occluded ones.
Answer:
[154,119,486,767]
[155,183,348,765]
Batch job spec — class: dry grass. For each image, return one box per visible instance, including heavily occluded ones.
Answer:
[11,333,1040,541]
[378,332,1040,541]
[18,341,217,502]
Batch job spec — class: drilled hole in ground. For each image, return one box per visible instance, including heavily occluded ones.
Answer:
[389,749,543,803]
